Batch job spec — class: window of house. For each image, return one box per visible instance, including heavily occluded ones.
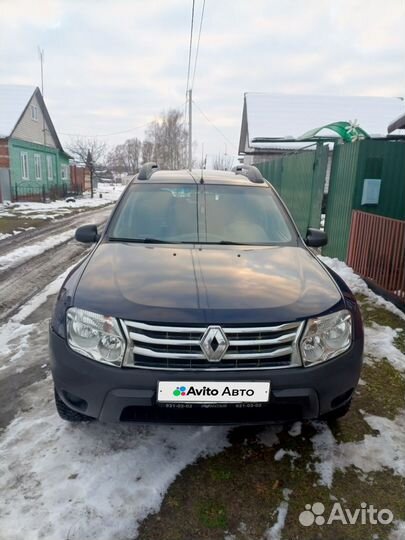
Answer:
[34,154,42,180]
[21,152,29,180]
[31,105,39,121]
[61,164,69,181]
[47,155,53,180]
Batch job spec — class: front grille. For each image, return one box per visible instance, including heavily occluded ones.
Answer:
[121,320,304,370]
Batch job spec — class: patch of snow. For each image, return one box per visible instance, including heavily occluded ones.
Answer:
[0,184,125,221]
[339,412,405,477]
[311,422,337,488]
[0,320,34,369]
[311,411,405,487]
[274,448,300,462]
[0,262,78,370]
[365,323,405,372]
[258,425,283,447]
[0,378,229,540]
[288,421,302,437]
[0,228,76,270]
[264,489,291,540]
[0,232,12,240]
[319,256,405,321]
[390,520,405,539]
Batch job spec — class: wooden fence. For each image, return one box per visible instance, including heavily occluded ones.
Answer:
[347,211,405,304]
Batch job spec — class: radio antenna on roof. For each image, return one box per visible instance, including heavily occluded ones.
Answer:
[200,143,205,182]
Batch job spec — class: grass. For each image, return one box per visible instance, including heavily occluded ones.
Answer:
[0,216,45,235]
[137,294,405,540]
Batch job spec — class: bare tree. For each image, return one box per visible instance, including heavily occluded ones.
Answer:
[212,153,234,171]
[107,138,142,174]
[141,140,154,164]
[144,109,188,169]
[67,138,107,198]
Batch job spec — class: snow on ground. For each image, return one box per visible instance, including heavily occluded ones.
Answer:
[365,323,405,372]
[311,411,405,488]
[0,228,35,241]
[0,390,229,540]
[0,183,125,223]
[0,228,76,271]
[0,263,76,370]
[0,266,229,540]
[264,489,291,540]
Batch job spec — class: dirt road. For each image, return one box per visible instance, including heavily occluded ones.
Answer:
[0,206,112,322]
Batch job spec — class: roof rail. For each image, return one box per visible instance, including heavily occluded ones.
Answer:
[138,162,159,180]
[232,164,265,184]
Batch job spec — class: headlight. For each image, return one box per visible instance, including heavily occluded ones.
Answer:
[66,307,126,366]
[300,309,352,366]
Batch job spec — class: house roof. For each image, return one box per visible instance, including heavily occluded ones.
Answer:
[239,93,405,154]
[0,84,65,152]
[388,113,405,133]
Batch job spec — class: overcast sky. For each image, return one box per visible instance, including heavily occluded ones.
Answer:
[0,0,404,163]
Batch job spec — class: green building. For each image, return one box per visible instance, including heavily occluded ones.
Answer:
[0,85,71,202]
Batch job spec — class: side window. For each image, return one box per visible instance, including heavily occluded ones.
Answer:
[21,152,29,180]
[34,154,42,180]
[31,105,38,121]
[47,155,53,180]
[61,164,69,181]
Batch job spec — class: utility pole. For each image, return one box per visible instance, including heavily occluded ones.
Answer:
[38,47,44,96]
[188,88,192,170]
[38,47,46,145]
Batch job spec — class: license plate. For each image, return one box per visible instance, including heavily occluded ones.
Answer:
[157,381,270,403]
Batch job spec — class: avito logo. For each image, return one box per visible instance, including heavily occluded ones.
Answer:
[299,501,394,527]
[172,385,255,397]
[173,386,187,397]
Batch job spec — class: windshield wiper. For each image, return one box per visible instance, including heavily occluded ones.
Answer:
[109,237,172,244]
[198,240,250,245]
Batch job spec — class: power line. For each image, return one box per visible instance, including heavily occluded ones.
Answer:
[191,0,206,90]
[60,97,188,140]
[183,0,196,135]
[59,122,150,139]
[193,100,238,152]
[183,0,196,163]
[185,0,196,97]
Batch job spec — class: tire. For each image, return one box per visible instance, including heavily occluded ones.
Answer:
[54,388,94,422]
[321,399,352,422]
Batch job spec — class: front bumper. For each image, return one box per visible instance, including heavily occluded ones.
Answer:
[49,330,363,424]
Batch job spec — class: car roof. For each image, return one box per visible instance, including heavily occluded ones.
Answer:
[131,169,269,187]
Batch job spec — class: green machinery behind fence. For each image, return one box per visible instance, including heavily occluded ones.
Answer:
[256,143,329,237]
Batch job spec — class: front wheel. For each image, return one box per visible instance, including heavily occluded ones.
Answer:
[54,388,94,422]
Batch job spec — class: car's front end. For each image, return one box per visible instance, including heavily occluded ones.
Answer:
[49,246,363,424]
[49,168,363,424]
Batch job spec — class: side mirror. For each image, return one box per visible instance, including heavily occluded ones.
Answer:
[305,228,327,248]
[75,224,99,243]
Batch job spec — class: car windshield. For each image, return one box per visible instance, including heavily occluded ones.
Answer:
[109,183,297,245]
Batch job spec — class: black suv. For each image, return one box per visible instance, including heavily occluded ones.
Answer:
[49,164,363,424]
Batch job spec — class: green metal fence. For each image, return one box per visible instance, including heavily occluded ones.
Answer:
[323,139,405,260]
[256,143,328,237]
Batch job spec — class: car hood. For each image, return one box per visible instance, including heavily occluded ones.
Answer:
[74,243,342,324]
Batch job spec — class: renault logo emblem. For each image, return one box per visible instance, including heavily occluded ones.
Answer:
[200,326,229,362]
